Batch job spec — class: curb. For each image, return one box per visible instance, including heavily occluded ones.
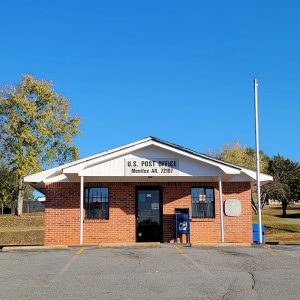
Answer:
[1,243,161,251]
[1,245,68,252]
[191,242,251,247]
[266,241,300,245]
[98,242,161,248]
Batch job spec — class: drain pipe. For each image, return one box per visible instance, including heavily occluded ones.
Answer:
[80,176,84,245]
[218,176,225,243]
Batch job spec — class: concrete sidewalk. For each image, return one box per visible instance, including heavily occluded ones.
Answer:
[1,242,161,251]
[283,217,300,223]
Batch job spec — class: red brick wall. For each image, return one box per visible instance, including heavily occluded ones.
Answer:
[162,182,252,244]
[44,181,252,245]
[44,183,80,245]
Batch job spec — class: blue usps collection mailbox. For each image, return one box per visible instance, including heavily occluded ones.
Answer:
[175,208,190,245]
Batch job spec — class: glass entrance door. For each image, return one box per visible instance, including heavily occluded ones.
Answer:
[136,189,161,242]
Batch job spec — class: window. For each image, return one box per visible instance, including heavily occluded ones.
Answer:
[84,187,109,219]
[191,187,215,218]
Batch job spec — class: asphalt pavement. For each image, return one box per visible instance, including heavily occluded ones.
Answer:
[0,244,299,299]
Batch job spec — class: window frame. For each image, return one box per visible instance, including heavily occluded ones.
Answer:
[84,187,109,220]
[191,186,215,219]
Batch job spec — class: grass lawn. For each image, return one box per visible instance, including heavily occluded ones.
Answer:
[253,204,300,243]
[0,213,44,246]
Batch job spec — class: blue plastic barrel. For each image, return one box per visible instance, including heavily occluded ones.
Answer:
[252,224,265,243]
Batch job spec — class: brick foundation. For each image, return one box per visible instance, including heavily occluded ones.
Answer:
[43,181,252,245]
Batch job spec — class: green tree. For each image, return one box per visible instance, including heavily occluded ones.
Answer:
[0,163,18,210]
[0,75,81,216]
[24,185,35,202]
[209,142,270,213]
[0,162,34,213]
[210,142,269,173]
[265,155,300,216]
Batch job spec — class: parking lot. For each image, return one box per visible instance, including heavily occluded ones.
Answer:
[1,244,299,299]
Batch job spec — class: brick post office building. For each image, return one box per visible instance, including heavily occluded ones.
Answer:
[25,137,272,246]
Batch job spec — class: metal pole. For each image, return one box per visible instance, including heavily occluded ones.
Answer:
[254,79,263,244]
[218,176,224,243]
[80,176,84,245]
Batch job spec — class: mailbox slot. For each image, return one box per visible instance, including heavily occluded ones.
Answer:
[175,208,191,246]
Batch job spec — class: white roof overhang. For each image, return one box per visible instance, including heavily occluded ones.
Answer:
[24,137,151,184]
[24,137,273,188]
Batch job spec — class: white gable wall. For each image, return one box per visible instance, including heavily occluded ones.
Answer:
[78,145,224,177]
[24,137,272,187]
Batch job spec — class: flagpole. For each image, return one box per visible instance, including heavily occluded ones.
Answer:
[254,79,263,244]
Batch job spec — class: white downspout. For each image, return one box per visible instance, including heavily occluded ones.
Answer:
[218,176,225,243]
[80,176,84,245]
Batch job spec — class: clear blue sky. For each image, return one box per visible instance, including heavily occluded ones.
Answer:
[1,1,299,162]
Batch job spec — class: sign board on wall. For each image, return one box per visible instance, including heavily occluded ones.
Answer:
[124,158,179,176]
[224,199,241,217]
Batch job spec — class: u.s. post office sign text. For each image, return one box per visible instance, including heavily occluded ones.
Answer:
[124,158,179,176]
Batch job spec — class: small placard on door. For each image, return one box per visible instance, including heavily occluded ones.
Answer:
[151,203,159,210]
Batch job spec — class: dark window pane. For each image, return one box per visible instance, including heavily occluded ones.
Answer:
[191,187,215,218]
[84,187,109,219]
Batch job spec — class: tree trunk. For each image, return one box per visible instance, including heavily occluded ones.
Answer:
[251,203,258,214]
[282,199,288,217]
[251,196,258,214]
[15,176,24,216]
